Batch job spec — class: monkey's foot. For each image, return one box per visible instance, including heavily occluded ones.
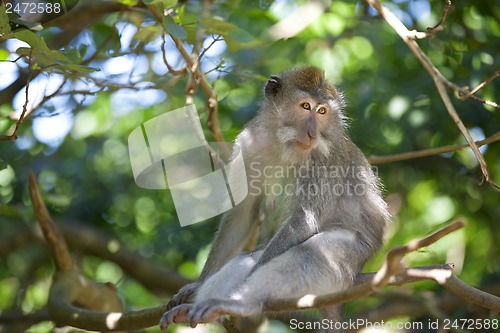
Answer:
[159,304,192,330]
[186,299,243,325]
[165,282,199,310]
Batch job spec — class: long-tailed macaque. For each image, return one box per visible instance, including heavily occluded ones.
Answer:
[160,66,389,331]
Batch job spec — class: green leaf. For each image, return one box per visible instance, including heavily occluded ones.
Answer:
[132,25,162,43]
[214,79,230,101]
[0,159,8,171]
[92,23,120,50]
[0,48,8,61]
[227,28,254,43]
[202,17,237,34]
[10,29,50,50]
[11,31,97,73]
[58,63,98,74]
[165,0,178,7]
[16,46,67,65]
[223,28,259,52]
[60,48,82,63]
[0,7,11,36]
[163,16,187,40]
[115,0,139,5]
[143,0,176,12]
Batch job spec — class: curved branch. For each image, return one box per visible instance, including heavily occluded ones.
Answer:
[28,172,73,271]
[0,223,190,295]
[60,222,190,294]
[40,265,455,331]
[443,275,500,312]
[27,172,124,327]
[36,219,500,331]
[457,71,500,102]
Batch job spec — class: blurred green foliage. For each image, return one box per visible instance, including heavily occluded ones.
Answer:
[0,0,499,332]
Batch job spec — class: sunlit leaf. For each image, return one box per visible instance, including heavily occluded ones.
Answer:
[60,47,82,63]
[92,23,120,50]
[0,48,8,61]
[115,0,139,5]
[163,16,187,39]
[0,7,11,35]
[202,17,237,34]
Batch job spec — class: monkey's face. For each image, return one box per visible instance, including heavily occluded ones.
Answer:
[263,66,345,164]
[275,94,337,161]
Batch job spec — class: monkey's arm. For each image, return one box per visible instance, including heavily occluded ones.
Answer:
[167,194,261,309]
[199,194,261,278]
[251,208,317,271]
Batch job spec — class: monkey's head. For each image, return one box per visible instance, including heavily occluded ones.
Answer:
[262,66,346,164]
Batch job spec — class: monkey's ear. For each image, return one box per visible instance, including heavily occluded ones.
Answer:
[265,75,282,98]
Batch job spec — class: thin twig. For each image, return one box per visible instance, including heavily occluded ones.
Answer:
[197,35,223,64]
[161,34,186,76]
[426,0,452,33]
[458,71,500,101]
[410,0,451,39]
[0,50,33,141]
[29,76,70,113]
[368,132,500,164]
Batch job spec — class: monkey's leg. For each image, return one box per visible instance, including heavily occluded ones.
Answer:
[161,251,263,328]
[187,230,364,329]
[166,194,261,310]
[194,250,263,302]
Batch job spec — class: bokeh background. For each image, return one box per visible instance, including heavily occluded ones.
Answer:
[0,0,499,332]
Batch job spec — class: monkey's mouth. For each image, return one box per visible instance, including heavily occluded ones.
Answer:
[293,140,316,152]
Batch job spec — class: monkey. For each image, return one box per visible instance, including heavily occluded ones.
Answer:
[160,66,390,331]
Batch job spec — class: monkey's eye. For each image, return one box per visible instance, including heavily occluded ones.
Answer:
[317,107,327,115]
[300,102,311,110]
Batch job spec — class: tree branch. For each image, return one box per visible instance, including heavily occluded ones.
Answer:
[368,132,500,164]
[27,172,123,328]
[457,71,500,102]
[423,0,451,38]
[0,223,190,295]
[28,172,73,271]
[0,50,33,141]
[365,0,499,189]
[145,3,231,159]
[443,274,500,312]
[21,217,499,331]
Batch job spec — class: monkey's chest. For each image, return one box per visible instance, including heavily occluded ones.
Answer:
[257,177,296,242]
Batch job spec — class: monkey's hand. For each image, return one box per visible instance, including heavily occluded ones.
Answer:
[165,281,200,310]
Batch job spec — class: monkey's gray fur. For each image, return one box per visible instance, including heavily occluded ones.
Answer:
[161,66,390,332]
